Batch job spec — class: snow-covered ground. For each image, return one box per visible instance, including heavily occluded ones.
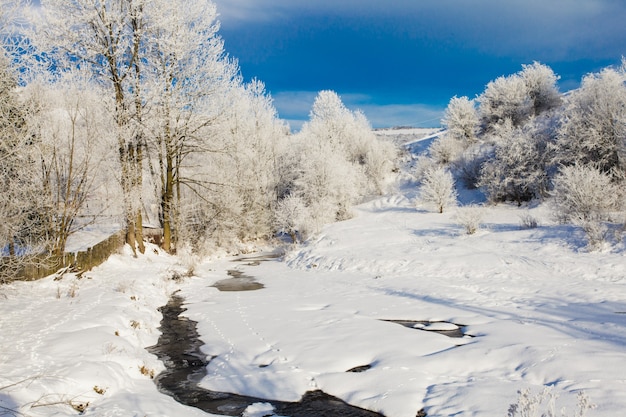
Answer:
[1,135,625,416]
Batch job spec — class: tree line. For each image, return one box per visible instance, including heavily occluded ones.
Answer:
[0,0,397,280]
[418,61,626,248]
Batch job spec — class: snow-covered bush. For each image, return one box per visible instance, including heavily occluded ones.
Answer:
[478,121,550,205]
[273,195,311,243]
[555,67,626,175]
[519,212,539,229]
[454,205,484,235]
[552,164,623,249]
[429,133,466,165]
[478,73,532,131]
[552,164,622,223]
[478,62,561,133]
[442,95,479,144]
[453,146,489,189]
[520,61,562,116]
[418,167,457,213]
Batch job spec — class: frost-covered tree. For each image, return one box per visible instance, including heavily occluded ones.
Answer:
[0,51,51,280]
[185,79,289,251]
[293,137,366,227]
[555,67,626,175]
[479,120,551,205]
[478,62,561,132]
[24,71,117,257]
[442,96,479,144]
[303,90,396,194]
[418,167,457,213]
[520,61,562,116]
[290,90,396,230]
[33,0,149,253]
[478,73,532,131]
[142,0,238,253]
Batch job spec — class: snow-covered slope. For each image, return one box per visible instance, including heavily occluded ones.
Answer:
[1,154,625,417]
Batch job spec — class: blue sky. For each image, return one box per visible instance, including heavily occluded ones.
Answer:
[212,0,626,129]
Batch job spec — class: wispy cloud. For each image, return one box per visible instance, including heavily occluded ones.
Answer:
[272,90,444,130]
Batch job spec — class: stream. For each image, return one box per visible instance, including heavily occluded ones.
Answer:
[148,254,387,417]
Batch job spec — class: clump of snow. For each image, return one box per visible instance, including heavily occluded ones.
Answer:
[242,402,278,417]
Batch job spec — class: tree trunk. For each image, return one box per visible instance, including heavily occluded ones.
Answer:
[126,220,136,255]
[161,141,175,253]
[134,143,145,254]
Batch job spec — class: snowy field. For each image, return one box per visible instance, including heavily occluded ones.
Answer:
[2,135,626,417]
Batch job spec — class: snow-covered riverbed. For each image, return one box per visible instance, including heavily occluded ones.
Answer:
[1,188,625,416]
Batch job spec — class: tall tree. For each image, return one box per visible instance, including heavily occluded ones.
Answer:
[142,0,237,253]
[34,0,148,254]
[0,0,51,280]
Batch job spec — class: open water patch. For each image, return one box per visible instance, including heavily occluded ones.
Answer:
[382,319,471,339]
[212,270,265,291]
[211,253,281,292]
[149,294,386,417]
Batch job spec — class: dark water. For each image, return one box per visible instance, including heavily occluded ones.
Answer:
[210,254,281,292]
[211,270,265,291]
[382,319,469,339]
[148,296,387,417]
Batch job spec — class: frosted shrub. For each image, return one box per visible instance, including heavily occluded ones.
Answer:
[454,205,484,235]
[413,155,438,182]
[507,387,595,417]
[519,212,539,229]
[429,133,466,165]
[478,121,549,205]
[418,167,457,213]
[273,195,311,243]
[454,146,489,189]
[552,164,622,249]
[442,95,479,144]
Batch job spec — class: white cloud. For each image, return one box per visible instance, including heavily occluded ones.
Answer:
[272,90,444,130]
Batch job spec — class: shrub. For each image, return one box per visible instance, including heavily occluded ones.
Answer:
[273,195,311,243]
[552,165,621,224]
[429,133,466,165]
[507,387,595,417]
[454,205,484,235]
[519,212,539,229]
[418,167,457,213]
[552,164,623,249]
